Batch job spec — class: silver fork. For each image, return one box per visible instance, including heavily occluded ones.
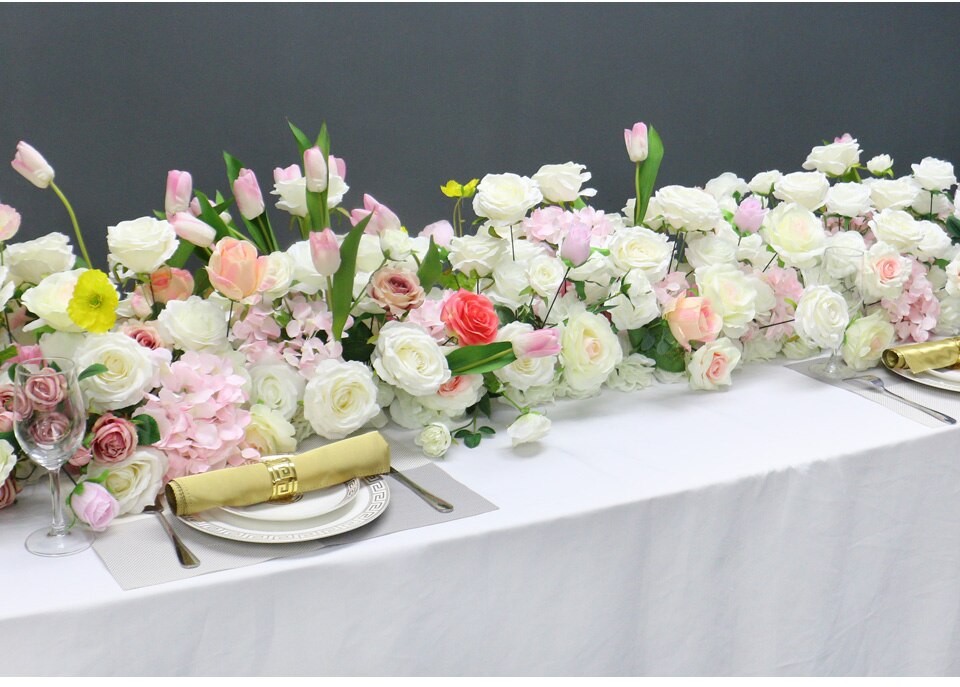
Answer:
[847,374,957,425]
[143,494,200,568]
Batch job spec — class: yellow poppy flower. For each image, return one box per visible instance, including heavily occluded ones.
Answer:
[67,269,119,333]
[440,178,480,199]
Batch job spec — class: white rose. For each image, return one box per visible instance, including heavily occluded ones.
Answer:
[38,331,85,361]
[560,310,622,393]
[936,295,960,335]
[86,448,168,516]
[608,269,659,331]
[825,182,873,217]
[245,404,297,455]
[870,209,923,252]
[684,230,738,269]
[607,226,672,280]
[76,333,166,412]
[419,374,483,416]
[157,296,228,351]
[303,359,380,440]
[271,176,308,217]
[566,252,615,303]
[912,190,954,217]
[606,353,656,392]
[259,251,295,300]
[736,233,768,266]
[379,228,413,261]
[695,263,759,337]
[6,232,76,285]
[841,311,895,372]
[372,321,450,396]
[945,257,960,297]
[0,440,15,483]
[929,264,949,291]
[286,240,326,294]
[532,163,595,203]
[911,157,957,191]
[472,173,543,225]
[653,185,722,232]
[742,336,783,363]
[860,241,911,300]
[526,254,567,298]
[415,423,452,458]
[748,170,782,195]
[913,221,953,262]
[794,285,850,349]
[802,139,861,176]
[867,154,893,175]
[21,268,85,332]
[487,260,529,310]
[497,383,557,409]
[494,322,558,391]
[773,171,830,210]
[250,362,305,421]
[866,177,921,210]
[107,217,178,274]
[687,337,742,391]
[449,231,507,277]
[704,172,748,203]
[760,202,826,268]
[388,389,448,430]
[507,412,551,447]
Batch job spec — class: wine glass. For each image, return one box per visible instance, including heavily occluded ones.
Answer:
[808,245,865,380]
[13,357,93,556]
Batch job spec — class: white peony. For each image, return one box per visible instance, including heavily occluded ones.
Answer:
[866,176,921,211]
[532,162,596,203]
[760,202,826,268]
[773,171,830,210]
[607,226,672,280]
[0,440,15,483]
[684,230,739,269]
[6,232,76,285]
[608,269,660,331]
[825,182,873,217]
[494,322,558,391]
[802,139,861,176]
[841,311,895,372]
[859,241,912,300]
[245,404,297,456]
[870,209,923,252]
[372,321,450,397]
[653,185,722,232]
[507,412,551,447]
[472,173,543,225]
[913,220,953,262]
[748,170,782,195]
[448,231,507,277]
[560,310,622,393]
[793,285,850,350]
[21,268,85,332]
[687,337,742,391]
[107,217,178,274]
[86,448,168,515]
[911,157,957,191]
[867,154,893,175]
[250,362,306,421]
[695,263,759,337]
[157,296,228,351]
[415,423,452,458]
[286,240,327,294]
[606,353,656,392]
[76,333,167,412]
[303,359,380,440]
[259,251,295,300]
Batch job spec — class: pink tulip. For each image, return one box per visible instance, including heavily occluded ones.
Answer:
[560,222,591,267]
[165,170,193,217]
[350,194,401,235]
[512,328,562,359]
[273,164,301,183]
[11,141,55,188]
[624,122,649,163]
[189,197,202,216]
[0,204,21,241]
[733,197,767,234]
[309,228,341,276]
[206,237,269,302]
[233,168,265,220]
[150,267,195,304]
[170,212,216,248]
[304,146,328,193]
[329,155,347,180]
[70,482,119,532]
[419,220,454,249]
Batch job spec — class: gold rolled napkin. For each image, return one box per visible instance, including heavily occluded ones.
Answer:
[165,431,390,516]
[882,338,960,374]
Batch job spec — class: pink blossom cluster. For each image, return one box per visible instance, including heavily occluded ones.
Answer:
[757,266,803,340]
[882,259,940,343]
[522,206,617,246]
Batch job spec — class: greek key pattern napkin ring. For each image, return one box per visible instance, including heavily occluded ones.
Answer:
[264,456,302,503]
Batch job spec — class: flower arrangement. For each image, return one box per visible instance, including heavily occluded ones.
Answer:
[0,121,958,532]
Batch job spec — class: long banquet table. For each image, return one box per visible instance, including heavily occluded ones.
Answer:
[2,361,960,676]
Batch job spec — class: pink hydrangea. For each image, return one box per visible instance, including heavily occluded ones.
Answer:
[757,266,803,340]
[406,292,451,342]
[654,272,691,310]
[572,207,616,242]
[882,260,940,343]
[138,351,258,481]
[282,337,343,379]
[521,206,572,244]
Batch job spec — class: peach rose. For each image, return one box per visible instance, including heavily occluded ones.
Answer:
[150,267,194,304]
[368,267,425,317]
[441,289,499,346]
[206,237,268,302]
[665,296,722,351]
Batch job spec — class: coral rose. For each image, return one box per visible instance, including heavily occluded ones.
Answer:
[441,289,499,345]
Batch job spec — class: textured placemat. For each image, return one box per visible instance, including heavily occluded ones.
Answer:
[93,437,497,590]
[787,358,960,428]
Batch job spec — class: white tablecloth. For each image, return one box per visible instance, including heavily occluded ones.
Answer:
[3,362,960,676]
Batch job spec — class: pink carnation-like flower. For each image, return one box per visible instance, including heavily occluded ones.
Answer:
[882,260,940,343]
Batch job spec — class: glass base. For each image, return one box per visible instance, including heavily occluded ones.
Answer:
[25,526,94,557]
[809,357,858,381]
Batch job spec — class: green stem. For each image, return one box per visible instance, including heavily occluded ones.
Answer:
[50,182,92,268]
[633,162,642,227]
[542,266,571,327]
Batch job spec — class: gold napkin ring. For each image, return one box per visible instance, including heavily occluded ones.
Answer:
[264,456,301,503]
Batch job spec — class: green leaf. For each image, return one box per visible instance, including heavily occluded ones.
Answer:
[464,433,482,449]
[340,320,376,363]
[132,414,161,446]
[167,238,197,270]
[331,215,373,341]
[0,430,14,444]
[287,120,313,157]
[0,345,18,367]
[477,425,495,436]
[636,125,664,226]
[223,151,244,186]
[78,363,109,381]
[416,238,442,289]
[317,122,331,157]
[946,216,960,244]
[477,394,492,419]
[453,428,472,439]
[7,364,16,382]
[494,305,517,327]
[446,342,516,376]
[193,264,211,296]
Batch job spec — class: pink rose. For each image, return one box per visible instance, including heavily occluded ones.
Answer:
[0,383,27,426]
[90,413,138,464]
[0,204,21,242]
[876,256,904,283]
[206,237,269,302]
[150,267,194,304]
[309,228,341,276]
[665,296,723,351]
[165,170,193,218]
[419,220,454,249]
[441,290,499,346]
[733,197,767,234]
[368,267,425,317]
[121,321,166,350]
[23,368,65,410]
[70,482,119,532]
[512,328,561,358]
[29,412,71,445]
[69,446,92,467]
[0,477,20,509]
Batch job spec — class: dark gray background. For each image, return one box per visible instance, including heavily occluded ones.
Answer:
[2,3,959,265]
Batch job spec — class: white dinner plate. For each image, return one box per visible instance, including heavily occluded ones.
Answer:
[889,365,960,392]
[178,476,390,544]
[219,477,361,522]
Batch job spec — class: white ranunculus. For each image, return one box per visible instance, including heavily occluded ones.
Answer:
[272,176,308,217]
[157,296,228,352]
[472,173,543,225]
[448,231,507,277]
[608,269,659,331]
[245,404,297,456]
[802,139,861,176]
[560,311,622,393]
[372,321,451,397]
[825,182,873,217]
[911,157,957,191]
[20,268,85,332]
[6,232,76,285]
[841,311,895,372]
[0,440,15,483]
[695,263,759,337]
[494,322,558,391]
[687,337,742,391]
[742,336,783,363]
[303,359,380,440]
[419,374,484,416]
[532,162,596,203]
[606,353,656,392]
[415,423,452,458]
[607,226,672,280]
[107,217,178,274]
[913,220,953,263]
[653,185,722,232]
[867,154,893,175]
[76,333,166,412]
[748,170,782,195]
[526,254,567,298]
[259,251,295,300]
[794,285,850,350]
[250,362,305,421]
[860,241,911,300]
[86,448,168,516]
[866,176,921,211]
[379,228,413,261]
[286,240,326,294]
[684,230,738,269]
[773,171,830,210]
[870,208,924,252]
[936,295,960,335]
[736,233,768,266]
[760,202,826,268]
[507,412,551,447]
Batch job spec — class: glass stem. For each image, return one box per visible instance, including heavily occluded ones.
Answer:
[49,467,67,536]
[825,347,843,377]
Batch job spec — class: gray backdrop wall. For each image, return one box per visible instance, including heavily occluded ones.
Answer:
[1,3,959,263]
